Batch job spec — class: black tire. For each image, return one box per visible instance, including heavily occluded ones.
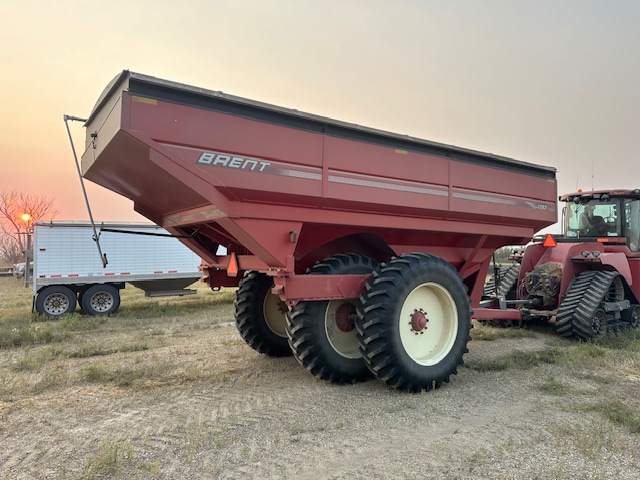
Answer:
[235,271,291,357]
[81,284,121,316]
[35,286,77,319]
[286,254,379,384]
[356,253,472,392]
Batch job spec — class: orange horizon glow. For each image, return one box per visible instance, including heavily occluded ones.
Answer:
[1,2,638,233]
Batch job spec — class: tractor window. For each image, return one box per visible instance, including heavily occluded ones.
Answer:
[565,199,621,237]
[625,199,640,251]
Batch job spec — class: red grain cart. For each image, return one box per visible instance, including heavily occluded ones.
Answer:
[81,71,557,391]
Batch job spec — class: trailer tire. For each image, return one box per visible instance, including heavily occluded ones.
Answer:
[286,254,378,384]
[81,284,121,316]
[356,253,472,392]
[35,286,77,319]
[235,271,291,357]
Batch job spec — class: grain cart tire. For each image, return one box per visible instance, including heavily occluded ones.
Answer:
[235,271,291,357]
[35,286,77,319]
[81,284,121,316]
[356,253,472,392]
[286,254,379,384]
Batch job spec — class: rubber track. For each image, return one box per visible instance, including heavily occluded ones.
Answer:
[482,265,521,328]
[483,264,521,298]
[556,270,619,340]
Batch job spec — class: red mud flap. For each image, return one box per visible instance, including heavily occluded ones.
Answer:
[472,307,523,321]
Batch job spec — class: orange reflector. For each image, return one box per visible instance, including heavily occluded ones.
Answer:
[227,252,239,277]
[543,234,557,247]
[597,237,624,243]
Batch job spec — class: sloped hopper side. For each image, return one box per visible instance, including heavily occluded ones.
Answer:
[130,277,201,297]
[81,94,299,269]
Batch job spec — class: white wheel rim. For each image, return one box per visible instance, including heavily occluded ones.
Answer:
[89,291,115,313]
[399,282,458,366]
[263,291,287,338]
[44,293,70,315]
[325,299,361,359]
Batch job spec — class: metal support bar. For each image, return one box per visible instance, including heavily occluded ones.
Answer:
[64,114,108,267]
[99,227,202,239]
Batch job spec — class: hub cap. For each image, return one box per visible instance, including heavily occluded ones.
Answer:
[263,292,287,337]
[44,293,70,315]
[89,291,115,313]
[325,300,361,359]
[399,283,458,366]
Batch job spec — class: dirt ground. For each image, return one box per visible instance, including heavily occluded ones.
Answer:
[1,311,639,479]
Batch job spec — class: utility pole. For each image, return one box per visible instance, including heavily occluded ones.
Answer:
[21,213,32,288]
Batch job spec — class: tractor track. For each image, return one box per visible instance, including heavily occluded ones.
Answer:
[483,264,521,298]
[556,270,619,340]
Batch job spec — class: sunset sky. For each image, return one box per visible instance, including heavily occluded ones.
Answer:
[1,1,639,232]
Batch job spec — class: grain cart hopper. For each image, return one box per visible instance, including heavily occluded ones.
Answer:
[79,71,557,391]
[478,189,640,338]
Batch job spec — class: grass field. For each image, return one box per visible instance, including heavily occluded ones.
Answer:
[0,276,236,401]
[1,275,640,478]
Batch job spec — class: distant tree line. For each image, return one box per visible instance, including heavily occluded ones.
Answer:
[0,191,58,264]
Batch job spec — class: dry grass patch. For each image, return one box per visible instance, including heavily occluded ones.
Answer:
[471,321,537,341]
[0,278,236,402]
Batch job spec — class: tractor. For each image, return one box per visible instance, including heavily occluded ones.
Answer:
[478,189,640,339]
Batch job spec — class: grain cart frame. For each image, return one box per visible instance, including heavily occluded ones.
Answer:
[79,71,557,391]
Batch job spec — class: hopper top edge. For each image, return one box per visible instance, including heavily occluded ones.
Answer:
[85,70,556,177]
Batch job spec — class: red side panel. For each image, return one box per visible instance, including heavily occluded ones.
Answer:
[82,77,557,293]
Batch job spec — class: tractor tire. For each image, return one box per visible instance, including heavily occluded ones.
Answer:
[286,254,379,384]
[81,284,121,316]
[235,271,291,357]
[356,253,472,392]
[35,286,77,319]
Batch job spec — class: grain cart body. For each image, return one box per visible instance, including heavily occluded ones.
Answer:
[80,71,557,391]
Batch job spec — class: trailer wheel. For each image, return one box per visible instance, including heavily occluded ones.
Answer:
[81,284,121,316]
[235,271,291,357]
[35,286,77,319]
[356,253,472,392]
[286,254,379,384]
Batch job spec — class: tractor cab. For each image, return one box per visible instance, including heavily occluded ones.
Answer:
[561,189,640,252]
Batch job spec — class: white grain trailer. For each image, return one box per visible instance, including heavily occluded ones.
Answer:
[32,221,203,317]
